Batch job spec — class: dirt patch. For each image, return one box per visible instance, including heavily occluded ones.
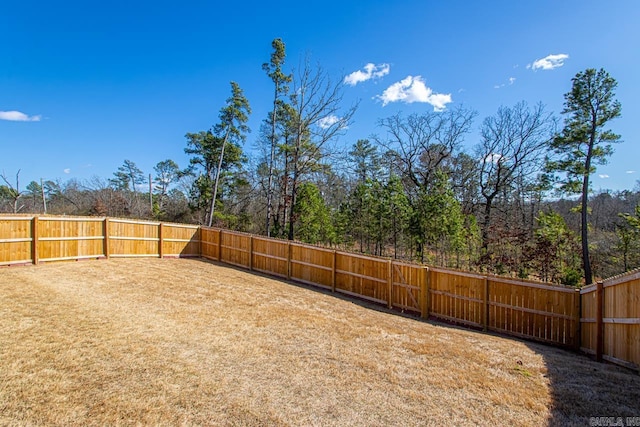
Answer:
[0,258,638,426]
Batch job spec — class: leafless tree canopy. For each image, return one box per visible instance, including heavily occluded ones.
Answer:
[373,106,476,192]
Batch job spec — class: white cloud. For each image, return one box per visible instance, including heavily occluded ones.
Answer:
[626,170,636,174]
[318,115,340,129]
[485,153,504,164]
[495,77,516,89]
[63,168,71,174]
[376,76,452,111]
[599,174,610,179]
[528,54,569,71]
[344,63,390,86]
[0,110,42,122]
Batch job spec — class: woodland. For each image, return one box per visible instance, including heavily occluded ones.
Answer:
[2,40,638,285]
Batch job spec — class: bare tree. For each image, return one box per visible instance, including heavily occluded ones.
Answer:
[476,102,555,253]
[153,159,182,215]
[284,58,358,240]
[0,170,24,213]
[373,106,476,198]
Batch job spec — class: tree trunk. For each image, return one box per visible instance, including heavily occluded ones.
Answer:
[287,148,299,241]
[287,173,298,241]
[393,215,398,259]
[481,195,495,253]
[41,178,47,214]
[265,97,278,237]
[581,122,598,286]
[209,132,229,227]
[581,167,593,285]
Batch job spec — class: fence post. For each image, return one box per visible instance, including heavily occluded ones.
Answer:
[103,218,110,259]
[332,250,337,292]
[158,223,164,258]
[483,276,489,332]
[217,229,222,261]
[574,288,582,351]
[420,267,429,319]
[424,267,432,319]
[287,242,292,280]
[249,235,254,271]
[596,281,604,362]
[31,216,39,265]
[387,259,393,309]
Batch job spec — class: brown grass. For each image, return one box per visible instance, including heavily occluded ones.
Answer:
[0,258,638,426]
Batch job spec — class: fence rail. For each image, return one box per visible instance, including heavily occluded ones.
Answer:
[0,215,637,371]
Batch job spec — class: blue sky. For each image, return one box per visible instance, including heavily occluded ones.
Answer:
[2,0,639,192]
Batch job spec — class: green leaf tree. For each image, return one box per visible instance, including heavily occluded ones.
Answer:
[263,38,291,237]
[617,205,640,271]
[349,139,381,183]
[209,82,251,227]
[110,159,145,193]
[365,179,389,256]
[546,68,622,285]
[153,159,182,217]
[385,174,411,258]
[412,171,465,266]
[293,182,334,244]
[530,210,581,285]
[285,58,357,240]
[25,180,43,212]
[184,130,245,225]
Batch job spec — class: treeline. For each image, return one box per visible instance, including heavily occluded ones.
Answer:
[2,40,638,285]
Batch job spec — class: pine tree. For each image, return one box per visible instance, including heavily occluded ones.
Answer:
[209,82,251,227]
[546,68,621,285]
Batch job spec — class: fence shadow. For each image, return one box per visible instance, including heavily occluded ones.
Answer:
[522,340,640,426]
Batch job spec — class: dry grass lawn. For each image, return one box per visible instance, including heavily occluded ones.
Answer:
[0,258,638,426]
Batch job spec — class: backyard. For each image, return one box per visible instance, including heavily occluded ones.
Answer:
[0,258,638,426]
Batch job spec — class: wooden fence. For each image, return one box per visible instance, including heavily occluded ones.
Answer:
[0,215,199,265]
[580,271,640,370]
[0,215,637,371]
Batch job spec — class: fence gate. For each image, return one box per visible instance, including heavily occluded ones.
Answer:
[391,262,425,314]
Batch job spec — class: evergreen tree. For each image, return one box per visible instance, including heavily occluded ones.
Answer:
[349,139,380,183]
[184,130,245,225]
[293,182,334,244]
[263,38,291,236]
[530,210,581,285]
[385,175,411,259]
[110,160,144,193]
[285,59,357,240]
[546,68,621,285]
[617,206,640,271]
[153,159,182,218]
[209,82,251,227]
[412,171,465,265]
